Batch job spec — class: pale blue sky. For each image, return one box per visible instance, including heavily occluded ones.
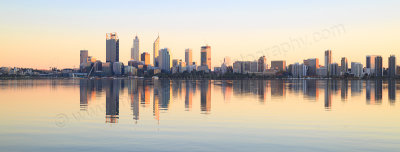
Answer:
[1,0,399,68]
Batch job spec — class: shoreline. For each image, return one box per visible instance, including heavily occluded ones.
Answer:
[1,76,399,81]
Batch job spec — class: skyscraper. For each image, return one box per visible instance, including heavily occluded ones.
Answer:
[366,55,377,75]
[131,35,140,61]
[351,62,363,77]
[153,35,160,67]
[201,45,211,70]
[258,56,266,72]
[341,57,348,75]
[185,48,192,66]
[159,48,171,72]
[304,58,319,76]
[271,60,286,71]
[325,50,332,75]
[80,50,88,65]
[375,56,383,77]
[141,52,150,65]
[388,55,396,78]
[106,32,119,63]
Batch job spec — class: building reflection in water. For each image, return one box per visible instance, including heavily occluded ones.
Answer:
[153,80,160,121]
[324,80,332,110]
[141,82,150,107]
[105,79,120,123]
[221,80,233,102]
[185,80,193,111]
[77,79,398,124]
[160,80,170,110]
[257,80,267,102]
[366,80,383,105]
[375,80,382,103]
[200,80,211,114]
[128,79,140,122]
[79,80,89,111]
[388,80,396,105]
[303,80,319,100]
[271,80,285,97]
[341,80,348,101]
[351,80,362,96]
[79,79,98,111]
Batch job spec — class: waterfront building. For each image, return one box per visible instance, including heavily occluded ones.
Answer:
[258,56,267,72]
[341,57,348,75]
[375,56,383,77]
[351,62,363,77]
[141,52,150,65]
[325,50,332,75]
[317,67,327,77]
[201,45,211,70]
[80,50,88,65]
[388,55,396,78]
[303,58,319,76]
[153,35,160,67]
[271,60,286,71]
[131,35,140,61]
[366,55,378,76]
[185,49,192,66]
[159,48,171,72]
[106,32,119,63]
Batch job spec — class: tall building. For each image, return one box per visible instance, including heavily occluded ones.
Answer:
[375,56,383,77]
[80,50,88,65]
[201,45,211,70]
[388,55,396,78]
[258,56,267,72]
[351,62,363,77]
[340,57,348,75]
[131,35,140,61]
[153,35,160,67]
[141,52,150,65]
[271,60,286,71]
[106,32,119,63]
[292,63,308,78]
[366,55,378,75]
[185,48,192,66]
[330,63,340,77]
[325,50,332,75]
[304,58,319,76]
[159,48,171,72]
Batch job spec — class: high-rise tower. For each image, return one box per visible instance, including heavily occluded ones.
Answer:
[106,32,119,63]
[185,48,192,66]
[153,35,160,67]
[131,35,140,61]
[201,45,211,70]
[325,50,332,75]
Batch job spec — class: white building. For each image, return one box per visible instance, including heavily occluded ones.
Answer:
[292,63,308,78]
[159,48,171,72]
[131,35,140,61]
[351,62,363,77]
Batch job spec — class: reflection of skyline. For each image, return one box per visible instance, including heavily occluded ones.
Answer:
[341,80,348,101]
[185,80,193,111]
[77,79,397,124]
[388,80,396,105]
[366,80,383,105]
[200,80,211,113]
[271,80,286,97]
[324,80,332,110]
[105,80,120,123]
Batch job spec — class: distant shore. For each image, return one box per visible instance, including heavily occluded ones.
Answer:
[1,76,399,80]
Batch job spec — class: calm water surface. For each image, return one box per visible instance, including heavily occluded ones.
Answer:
[0,79,399,152]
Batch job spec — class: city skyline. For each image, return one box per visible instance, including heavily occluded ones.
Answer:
[1,0,400,69]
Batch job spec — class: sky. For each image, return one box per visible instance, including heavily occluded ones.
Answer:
[0,0,399,69]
